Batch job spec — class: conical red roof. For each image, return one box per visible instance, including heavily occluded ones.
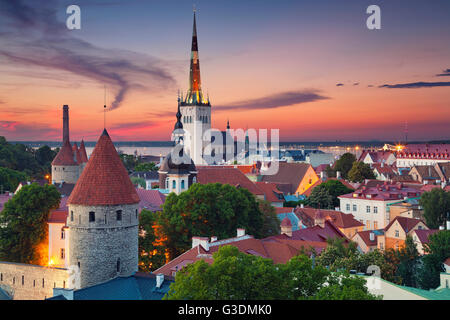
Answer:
[72,142,81,164]
[68,129,140,206]
[79,140,89,163]
[52,140,77,166]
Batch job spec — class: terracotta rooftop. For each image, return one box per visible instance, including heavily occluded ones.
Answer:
[339,182,423,201]
[154,235,327,276]
[295,207,363,229]
[384,216,425,233]
[260,162,313,194]
[269,220,347,242]
[79,140,89,163]
[354,230,380,247]
[196,167,263,196]
[358,150,395,163]
[52,140,77,166]
[136,188,166,212]
[397,144,450,159]
[255,181,284,203]
[68,129,140,206]
[412,229,439,244]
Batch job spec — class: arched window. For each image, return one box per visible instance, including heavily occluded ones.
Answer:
[172,180,176,189]
[181,179,185,189]
[192,176,197,184]
[165,178,169,189]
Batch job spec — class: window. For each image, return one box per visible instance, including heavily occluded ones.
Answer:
[374,206,378,214]
[42,278,45,288]
[374,221,378,229]
[380,242,384,250]
[61,229,65,240]
[172,180,176,189]
[366,206,371,213]
[22,276,24,286]
[366,221,370,229]
[135,209,138,219]
[89,211,95,222]
[70,211,74,222]
[116,210,122,221]
[60,248,65,259]
[117,258,121,273]
[181,179,185,189]
[346,203,350,211]
[165,178,169,189]
[193,176,197,183]
[352,204,357,212]
[395,230,399,237]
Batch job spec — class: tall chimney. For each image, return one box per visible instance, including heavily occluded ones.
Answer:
[63,105,69,143]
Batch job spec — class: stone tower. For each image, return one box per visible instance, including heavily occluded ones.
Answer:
[179,10,211,165]
[67,129,140,288]
[51,105,80,184]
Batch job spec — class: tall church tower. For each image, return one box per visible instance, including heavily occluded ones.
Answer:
[67,129,140,288]
[179,9,211,165]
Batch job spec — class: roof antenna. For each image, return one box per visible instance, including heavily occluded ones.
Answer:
[104,85,107,129]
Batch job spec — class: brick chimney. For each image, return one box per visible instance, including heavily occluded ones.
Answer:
[237,228,246,237]
[63,105,69,144]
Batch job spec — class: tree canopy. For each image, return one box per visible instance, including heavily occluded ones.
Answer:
[0,183,61,264]
[333,153,357,179]
[308,180,354,208]
[347,161,376,183]
[306,186,333,209]
[0,167,27,193]
[152,183,277,261]
[419,188,450,229]
[164,245,380,300]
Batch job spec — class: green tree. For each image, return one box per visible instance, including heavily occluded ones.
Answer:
[134,162,157,172]
[0,183,60,264]
[258,200,281,237]
[164,246,378,300]
[131,177,146,189]
[158,183,266,260]
[138,209,166,272]
[325,164,337,178]
[119,153,138,173]
[419,189,450,229]
[417,230,450,289]
[0,167,27,193]
[347,161,376,183]
[396,235,420,287]
[310,272,381,300]
[164,246,283,300]
[333,153,357,179]
[313,180,354,208]
[306,186,333,209]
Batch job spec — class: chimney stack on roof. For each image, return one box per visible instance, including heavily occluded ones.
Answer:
[192,236,209,251]
[237,228,246,237]
[210,236,218,242]
[155,273,164,288]
[63,105,69,144]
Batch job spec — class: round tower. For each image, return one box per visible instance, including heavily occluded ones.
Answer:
[67,129,140,288]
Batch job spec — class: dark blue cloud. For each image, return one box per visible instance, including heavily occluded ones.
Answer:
[379,82,450,88]
[215,90,329,111]
[0,0,176,111]
[436,68,450,77]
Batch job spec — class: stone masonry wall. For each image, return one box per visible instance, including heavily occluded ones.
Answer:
[67,203,139,288]
[0,261,68,300]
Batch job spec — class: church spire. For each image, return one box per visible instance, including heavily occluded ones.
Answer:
[189,9,201,95]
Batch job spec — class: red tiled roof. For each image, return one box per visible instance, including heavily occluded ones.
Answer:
[154,235,328,276]
[314,164,329,174]
[68,129,140,206]
[197,164,257,175]
[136,188,166,212]
[79,140,89,163]
[48,209,68,224]
[260,162,314,194]
[420,185,442,192]
[52,140,77,166]
[281,217,292,227]
[359,150,394,163]
[354,230,378,247]
[384,216,425,233]
[339,182,423,201]
[295,207,363,229]
[196,167,263,195]
[413,229,439,244]
[255,181,284,203]
[270,220,347,242]
[397,144,450,159]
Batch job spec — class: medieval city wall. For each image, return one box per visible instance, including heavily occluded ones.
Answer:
[0,261,68,300]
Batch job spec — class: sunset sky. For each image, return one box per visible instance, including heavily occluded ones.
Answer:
[0,0,449,142]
